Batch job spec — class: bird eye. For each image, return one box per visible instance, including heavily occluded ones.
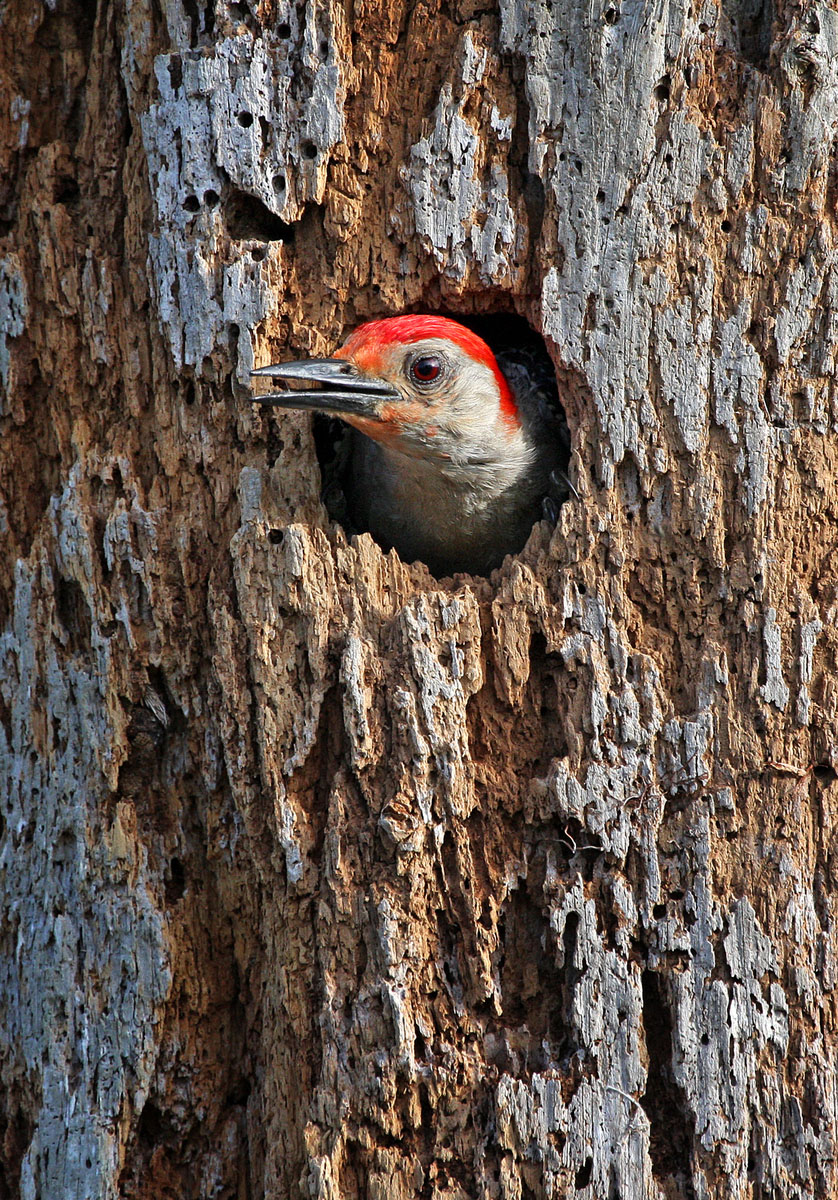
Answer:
[410,355,442,384]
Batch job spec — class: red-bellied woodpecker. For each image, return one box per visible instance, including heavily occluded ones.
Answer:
[252,315,567,576]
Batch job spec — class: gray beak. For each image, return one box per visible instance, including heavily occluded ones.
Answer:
[251,357,400,418]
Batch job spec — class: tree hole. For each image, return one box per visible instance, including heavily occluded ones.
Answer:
[721,0,774,69]
[225,189,295,242]
[813,763,837,785]
[655,75,671,102]
[165,857,186,904]
[54,175,80,205]
[307,312,572,577]
[640,969,696,1197]
[56,577,92,657]
[575,1158,593,1188]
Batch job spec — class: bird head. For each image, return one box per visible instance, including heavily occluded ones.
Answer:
[252,315,522,460]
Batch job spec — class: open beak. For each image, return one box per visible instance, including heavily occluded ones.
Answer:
[251,357,399,419]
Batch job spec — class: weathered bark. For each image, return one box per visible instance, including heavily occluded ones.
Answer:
[3,0,838,1197]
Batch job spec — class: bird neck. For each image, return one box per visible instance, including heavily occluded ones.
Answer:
[358,420,535,499]
[347,421,544,576]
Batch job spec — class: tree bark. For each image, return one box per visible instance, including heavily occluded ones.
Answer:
[2,0,838,1197]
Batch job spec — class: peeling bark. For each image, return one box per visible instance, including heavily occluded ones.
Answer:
[3,0,838,1198]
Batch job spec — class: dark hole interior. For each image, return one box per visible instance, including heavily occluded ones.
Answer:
[226,188,295,242]
[304,311,571,576]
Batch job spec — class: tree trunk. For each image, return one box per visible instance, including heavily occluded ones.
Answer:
[3,0,838,1197]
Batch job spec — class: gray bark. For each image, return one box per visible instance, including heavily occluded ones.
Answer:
[2,0,838,1197]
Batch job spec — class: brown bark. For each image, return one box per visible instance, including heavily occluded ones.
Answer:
[3,0,838,1198]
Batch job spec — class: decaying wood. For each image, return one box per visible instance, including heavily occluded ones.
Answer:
[2,0,838,1197]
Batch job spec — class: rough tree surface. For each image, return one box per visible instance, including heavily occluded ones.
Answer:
[2,0,838,1197]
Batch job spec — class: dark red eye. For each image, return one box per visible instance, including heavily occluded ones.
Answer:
[411,355,442,383]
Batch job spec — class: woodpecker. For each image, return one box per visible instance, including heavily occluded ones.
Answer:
[251,315,567,576]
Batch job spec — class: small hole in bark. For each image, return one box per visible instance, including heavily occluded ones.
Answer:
[655,75,671,101]
[165,857,186,903]
[56,578,92,656]
[237,111,254,127]
[251,247,266,261]
[273,174,286,193]
[0,1084,30,1195]
[54,175,80,205]
[183,194,200,212]
[814,763,837,785]
[227,1078,252,1106]
[203,188,219,206]
[640,970,696,1188]
[721,218,732,232]
[226,189,295,242]
[724,0,774,69]
[301,140,318,159]
[604,5,619,22]
[138,1102,165,1142]
[277,20,292,36]
[575,1159,593,1188]
[319,38,328,53]
[577,582,587,595]
[183,380,196,406]
[268,529,284,545]
[653,903,667,918]
[168,56,183,89]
